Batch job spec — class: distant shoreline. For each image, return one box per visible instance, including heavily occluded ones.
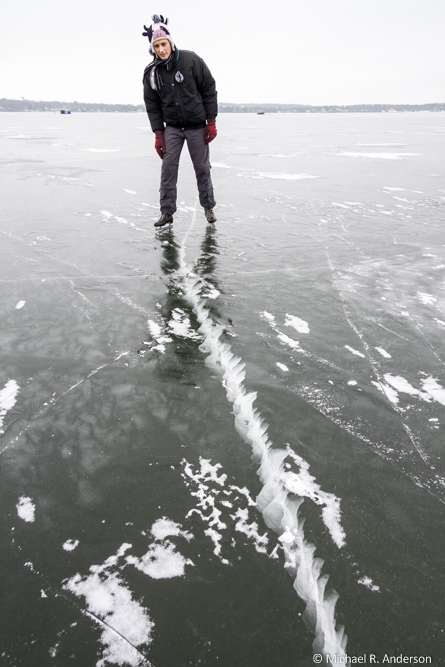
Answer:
[1,98,444,114]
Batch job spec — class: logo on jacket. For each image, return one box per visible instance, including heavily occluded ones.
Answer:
[175,71,184,83]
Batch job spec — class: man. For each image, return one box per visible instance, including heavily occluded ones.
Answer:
[142,15,218,229]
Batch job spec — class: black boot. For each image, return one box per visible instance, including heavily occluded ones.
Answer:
[154,213,173,228]
[204,208,217,223]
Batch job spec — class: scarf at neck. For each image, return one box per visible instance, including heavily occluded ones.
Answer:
[146,50,179,91]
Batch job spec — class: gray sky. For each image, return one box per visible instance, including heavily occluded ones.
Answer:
[1,0,444,106]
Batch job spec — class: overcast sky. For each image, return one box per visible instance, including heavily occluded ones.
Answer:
[1,0,444,106]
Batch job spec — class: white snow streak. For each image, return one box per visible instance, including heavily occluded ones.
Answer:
[277,332,302,351]
[375,347,392,358]
[83,148,121,153]
[378,374,445,407]
[344,345,365,358]
[276,362,289,372]
[0,380,19,433]
[339,152,420,160]
[247,172,318,181]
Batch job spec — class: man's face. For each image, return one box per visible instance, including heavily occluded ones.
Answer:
[154,39,172,60]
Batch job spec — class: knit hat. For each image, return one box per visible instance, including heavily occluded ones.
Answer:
[142,15,175,55]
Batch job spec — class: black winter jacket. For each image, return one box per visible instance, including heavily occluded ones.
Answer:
[143,49,217,132]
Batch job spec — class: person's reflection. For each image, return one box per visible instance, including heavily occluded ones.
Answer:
[139,226,224,363]
[195,225,219,282]
[159,228,180,275]
[194,225,223,321]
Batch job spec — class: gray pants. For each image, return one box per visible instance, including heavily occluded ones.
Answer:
[160,125,216,214]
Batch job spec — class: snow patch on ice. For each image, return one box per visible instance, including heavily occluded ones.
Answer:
[358,576,380,592]
[262,153,302,158]
[339,152,420,160]
[261,312,309,355]
[243,172,318,181]
[282,447,346,549]
[416,292,436,305]
[63,543,153,667]
[114,351,130,361]
[344,345,365,358]
[182,458,269,564]
[277,332,302,351]
[124,189,137,194]
[276,362,289,372]
[17,496,35,523]
[360,143,407,147]
[126,542,193,580]
[63,539,79,552]
[375,347,391,358]
[380,374,445,407]
[372,380,399,405]
[285,314,310,334]
[150,517,193,542]
[383,374,423,402]
[99,210,143,231]
[421,377,445,407]
[83,148,121,153]
[231,507,269,554]
[0,380,19,433]
[183,458,229,564]
[114,216,143,231]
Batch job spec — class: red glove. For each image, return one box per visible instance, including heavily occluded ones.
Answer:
[204,119,217,144]
[154,130,165,159]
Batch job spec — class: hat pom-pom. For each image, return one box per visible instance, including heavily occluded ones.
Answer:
[152,14,168,25]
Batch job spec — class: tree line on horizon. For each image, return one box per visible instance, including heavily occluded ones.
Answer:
[1,98,444,114]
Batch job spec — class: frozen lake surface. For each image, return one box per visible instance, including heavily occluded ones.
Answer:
[1,111,444,665]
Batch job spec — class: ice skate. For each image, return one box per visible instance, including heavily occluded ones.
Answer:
[154,213,173,228]
[204,208,217,223]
